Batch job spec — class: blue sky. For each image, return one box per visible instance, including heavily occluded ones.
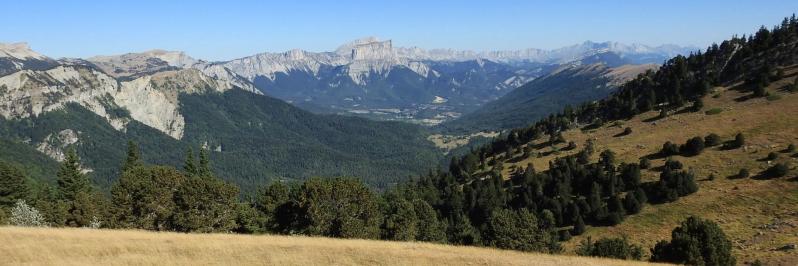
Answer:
[2,0,796,61]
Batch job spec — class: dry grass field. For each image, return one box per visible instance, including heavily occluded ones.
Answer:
[496,67,798,265]
[0,226,664,266]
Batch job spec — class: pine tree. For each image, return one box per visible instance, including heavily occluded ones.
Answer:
[661,141,680,156]
[572,215,586,236]
[738,168,750,178]
[172,176,239,233]
[623,193,642,214]
[198,148,212,177]
[110,166,187,230]
[56,148,99,227]
[651,216,735,265]
[753,82,767,97]
[121,140,142,172]
[255,181,291,232]
[57,148,90,202]
[765,163,789,178]
[486,208,558,252]
[704,133,722,147]
[690,98,704,112]
[588,182,602,213]
[0,161,31,209]
[383,197,418,241]
[680,136,705,156]
[733,133,746,148]
[447,213,481,246]
[413,199,447,243]
[183,148,198,176]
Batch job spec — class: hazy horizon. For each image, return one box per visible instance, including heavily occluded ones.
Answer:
[1,0,796,60]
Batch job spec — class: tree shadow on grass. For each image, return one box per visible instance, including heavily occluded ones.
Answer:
[642,115,664,123]
[613,131,631,138]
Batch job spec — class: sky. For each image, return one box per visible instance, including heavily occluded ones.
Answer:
[1,0,797,61]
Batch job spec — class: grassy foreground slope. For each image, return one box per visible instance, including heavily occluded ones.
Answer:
[497,67,798,265]
[0,227,660,266]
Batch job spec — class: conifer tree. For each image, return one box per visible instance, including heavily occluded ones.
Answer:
[704,133,722,147]
[733,133,746,148]
[651,216,735,265]
[0,161,30,209]
[486,208,558,252]
[572,215,586,236]
[56,148,99,227]
[198,148,212,177]
[383,198,418,241]
[57,148,90,202]
[623,193,642,214]
[122,140,142,172]
[413,199,447,243]
[183,148,198,176]
[690,98,704,112]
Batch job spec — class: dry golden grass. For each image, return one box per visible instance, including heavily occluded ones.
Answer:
[0,226,663,266]
[497,67,798,265]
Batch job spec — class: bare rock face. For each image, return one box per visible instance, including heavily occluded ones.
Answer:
[36,129,80,162]
[0,43,264,140]
[0,62,256,140]
[221,37,434,86]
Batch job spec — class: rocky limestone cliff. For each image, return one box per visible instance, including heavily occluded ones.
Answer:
[0,62,257,139]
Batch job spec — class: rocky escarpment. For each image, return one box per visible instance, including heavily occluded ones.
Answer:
[0,63,256,139]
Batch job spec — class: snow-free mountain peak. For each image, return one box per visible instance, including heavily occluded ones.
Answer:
[0,42,48,60]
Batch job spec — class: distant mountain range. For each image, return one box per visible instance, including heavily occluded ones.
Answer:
[204,38,696,124]
[0,42,441,190]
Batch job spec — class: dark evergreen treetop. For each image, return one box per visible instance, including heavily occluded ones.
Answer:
[57,148,91,202]
[0,160,30,208]
[121,140,142,172]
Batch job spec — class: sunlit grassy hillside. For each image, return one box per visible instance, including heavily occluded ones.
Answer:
[495,66,798,265]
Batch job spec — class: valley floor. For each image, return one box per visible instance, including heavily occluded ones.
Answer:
[0,226,661,266]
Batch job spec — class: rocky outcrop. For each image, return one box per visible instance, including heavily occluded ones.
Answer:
[0,61,257,139]
[35,129,80,162]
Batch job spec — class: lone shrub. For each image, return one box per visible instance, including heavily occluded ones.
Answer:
[738,168,750,178]
[650,216,735,266]
[10,200,47,227]
[661,141,680,156]
[785,144,795,153]
[680,137,705,156]
[577,236,643,260]
[765,163,789,178]
[704,133,722,147]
